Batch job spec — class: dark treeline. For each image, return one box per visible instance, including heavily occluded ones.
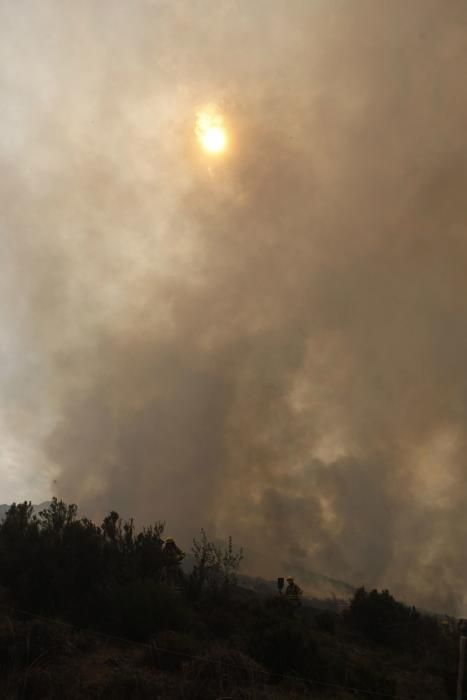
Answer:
[0,499,461,698]
[0,499,242,637]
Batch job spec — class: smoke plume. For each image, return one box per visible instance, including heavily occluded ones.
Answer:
[2,0,467,613]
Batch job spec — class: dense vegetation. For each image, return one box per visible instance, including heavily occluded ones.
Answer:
[0,499,461,698]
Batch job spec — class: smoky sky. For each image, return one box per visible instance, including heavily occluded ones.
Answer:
[2,0,467,614]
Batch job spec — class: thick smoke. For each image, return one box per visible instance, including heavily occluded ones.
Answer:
[2,0,467,613]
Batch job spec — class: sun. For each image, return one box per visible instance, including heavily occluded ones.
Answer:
[201,125,226,153]
[196,109,228,155]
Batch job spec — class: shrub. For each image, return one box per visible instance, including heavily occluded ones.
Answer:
[102,579,189,640]
[182,647,265,700]
[150,630,203,672]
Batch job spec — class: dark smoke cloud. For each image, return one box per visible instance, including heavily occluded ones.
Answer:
[2,0,467,613]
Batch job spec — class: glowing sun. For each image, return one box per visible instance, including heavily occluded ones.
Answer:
[196,109,227,154]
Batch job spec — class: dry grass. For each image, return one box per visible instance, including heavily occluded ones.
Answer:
[180,646,268,699]
[0,614,438,700]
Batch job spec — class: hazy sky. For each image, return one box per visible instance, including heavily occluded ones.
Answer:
[2,0,467,613]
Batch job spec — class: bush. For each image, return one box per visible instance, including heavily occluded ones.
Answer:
[150,630,203,672]
[189,530,243,600]
[182,647,265,700]
[246,600,320,678]
[315,610,337,636]
[102,579,189,640]
[347,587,419,649]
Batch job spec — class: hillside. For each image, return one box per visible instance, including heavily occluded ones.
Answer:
[0,500,459,699]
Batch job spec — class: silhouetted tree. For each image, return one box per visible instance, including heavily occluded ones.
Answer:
[189,529,243,599]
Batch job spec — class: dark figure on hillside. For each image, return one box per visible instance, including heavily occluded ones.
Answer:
[163,537,185,587]
[285,576,303,603]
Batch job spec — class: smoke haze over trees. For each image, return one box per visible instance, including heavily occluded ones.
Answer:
[1,1,467,614]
